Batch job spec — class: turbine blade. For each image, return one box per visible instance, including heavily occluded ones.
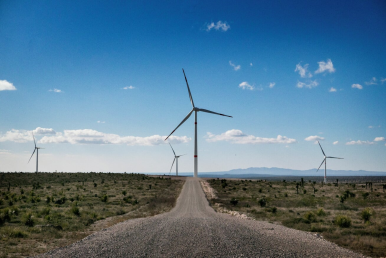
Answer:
[316,158,325,172]
[327,156,343,159]
[196,108,232,118]
[318,141,326,156]
[169,143,176,156]
[32,132,37,148]
[182,69,195,108]
[170,158,176,172]
[28,148,36,163]
[165,109,194,141]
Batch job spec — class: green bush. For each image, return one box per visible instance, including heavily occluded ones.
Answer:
[101,195,108,202]
[71,204,80,216]
[362,192,369,199]
[361,208,374,223]
[22,212,35,227]
[258,198,267,207]
[230,198,238,206]
[335,215,351,228]
[304,211,317,222]
[316,208,326,216]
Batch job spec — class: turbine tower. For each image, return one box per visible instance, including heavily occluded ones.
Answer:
[169,143,185,176]
[316,141,343,183]
[28,133,44,173]
[165,69,232,177]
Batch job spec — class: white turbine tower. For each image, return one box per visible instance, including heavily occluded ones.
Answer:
[165,69,232,177]
[169,143,185,176]
[28,133,44,173]
[316,141,343,183]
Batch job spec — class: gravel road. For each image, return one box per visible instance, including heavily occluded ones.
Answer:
[39,178,364,257]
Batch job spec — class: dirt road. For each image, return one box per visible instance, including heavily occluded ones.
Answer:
[40,178,363,257]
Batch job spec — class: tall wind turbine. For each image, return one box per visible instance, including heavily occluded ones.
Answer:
[169,143,185,176]
[165,69,232,177]
[316,141,343,183]
[28,133,44,173]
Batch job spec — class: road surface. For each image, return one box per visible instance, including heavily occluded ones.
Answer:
[40,178,363,257]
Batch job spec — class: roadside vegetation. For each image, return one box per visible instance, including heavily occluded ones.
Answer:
[207,178,386,257]
[0,172,183,257]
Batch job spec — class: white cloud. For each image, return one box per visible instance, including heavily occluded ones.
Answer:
[381,78,386,84]
[39,129,190,146]
[206,21,230,32]
[206,129,296,144]
[269,82,275,88]
[305,135,325,143]
[365,77,377,85]
[0,128,191,146]
[49,89,62,93]
[329,87,337,92]
[97,121,105,124]
[229,61,241,71]
[0,149,11,155]
[123,86,135,90]
[368,126,373,129]
[295,63,312,78]
[374,137,385,142]
[239,82,254,90]
[250,63,253,66]
[351,84,363,90]
[346,140,374,145]
[333,141,339,145]
[297,80,318,89]
[33,127,56,135]
[315,59,335,74]
[0,80,17,91]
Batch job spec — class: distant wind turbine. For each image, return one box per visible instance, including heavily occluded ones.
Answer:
[28,133,44,173]
[165,69,232,177]
[169,143,185,176]
[317,141,343,183]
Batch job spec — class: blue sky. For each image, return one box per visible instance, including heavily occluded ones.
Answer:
[1,0,385,174]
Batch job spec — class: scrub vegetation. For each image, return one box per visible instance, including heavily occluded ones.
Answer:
[0,172,183,257]
[207,178,386,258]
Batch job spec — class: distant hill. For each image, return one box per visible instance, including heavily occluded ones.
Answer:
[166,167,386,177]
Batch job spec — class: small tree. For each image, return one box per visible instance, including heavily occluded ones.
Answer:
[361,208,374,223]
[335,215,351,228]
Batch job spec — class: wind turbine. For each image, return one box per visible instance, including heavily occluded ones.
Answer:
[28,133,44,173]
[165,69,232,177]
[316,141,343,183]
[168,143,185,176]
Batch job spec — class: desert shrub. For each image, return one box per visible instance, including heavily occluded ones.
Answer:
[303,211,317,223]
[230,198,238,206]
[258,198,267,207]
[122,190,127,196]
[362,192,369,199]
[4,227,28,238]
[265,207,277,213]
[361,208,374,223]
[258,188,262,193]
[94,183,97,187]
[55,196,66,205]
[284,193,288,197]
[22,212,35,227]
[71,204,80,216]
[316,208,326,216]
[0,208,11,225]
[46,196,51,203]
[116,209,125,215]
[39,207,50,217]
[101,195,108,202]
[335,215,351,228]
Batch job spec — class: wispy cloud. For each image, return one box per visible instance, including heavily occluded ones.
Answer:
[315,59,335,74]
[374,137,385,142]
[0,128,190,146]
[365,77,377,85]
[206,129,296,144]
[206,21,230,32]
[229,61,241,71]
[329,87,337,92]
[239,82,254,90]
[97,121,105,124]
[0,80,17,91]
[269,82,275,88]
[123,86,135,90]
[297,80,318,89]
[295,63,312,78]
[346,140,374,145]
[381,78,386,84]
[333,141,339,145]
[305,135,325,143]
[351,84,363,90]
[250,63,253,66]
[49,89,62,93]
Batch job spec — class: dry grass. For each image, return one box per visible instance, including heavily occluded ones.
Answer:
[207,178,386,258]
[0,172,184,257]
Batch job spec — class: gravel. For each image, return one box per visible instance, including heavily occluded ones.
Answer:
[38,178,365,258]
